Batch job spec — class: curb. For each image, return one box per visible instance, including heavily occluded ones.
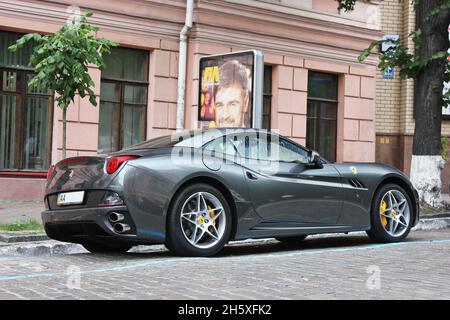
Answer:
[0,233,49,243]
[412,217,450,231]
[0,241,85,257]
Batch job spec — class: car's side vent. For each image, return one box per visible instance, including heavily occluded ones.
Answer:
[348,178,367,189]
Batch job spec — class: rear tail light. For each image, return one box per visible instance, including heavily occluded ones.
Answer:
[106,155,141,174]
[47,165,55,181]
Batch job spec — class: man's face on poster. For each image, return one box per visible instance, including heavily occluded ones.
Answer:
[214,85,249,127]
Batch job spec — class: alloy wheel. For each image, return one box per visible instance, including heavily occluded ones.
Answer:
[179,192,226,249]
[379,189,411,237]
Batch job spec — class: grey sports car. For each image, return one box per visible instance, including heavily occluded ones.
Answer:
[42,128,419,256]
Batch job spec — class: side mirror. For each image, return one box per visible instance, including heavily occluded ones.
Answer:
[307,150,323,169]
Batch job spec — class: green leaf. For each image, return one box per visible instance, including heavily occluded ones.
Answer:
[9,11,116,142]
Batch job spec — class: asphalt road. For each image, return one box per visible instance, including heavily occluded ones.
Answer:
[0,229,449,300]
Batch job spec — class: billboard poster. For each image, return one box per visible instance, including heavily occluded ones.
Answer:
[198,50,263,128]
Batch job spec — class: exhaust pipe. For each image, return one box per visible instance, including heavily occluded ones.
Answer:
[108,212,124,223]
[114,223,131,234]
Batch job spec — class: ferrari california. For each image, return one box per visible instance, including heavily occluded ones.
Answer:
[42,128,419,256]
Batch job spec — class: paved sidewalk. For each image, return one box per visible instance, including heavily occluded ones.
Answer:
[0,200,44,224]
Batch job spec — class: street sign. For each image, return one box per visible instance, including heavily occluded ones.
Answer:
[383,67,395,79]
[381,34,399,53]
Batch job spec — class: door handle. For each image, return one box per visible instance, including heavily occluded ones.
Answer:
[246,171,259,180]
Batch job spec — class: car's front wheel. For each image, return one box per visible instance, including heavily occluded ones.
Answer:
[166,183,232,257]
[367,183,414,243]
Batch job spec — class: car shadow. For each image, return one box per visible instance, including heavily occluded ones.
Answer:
[84,234,377,260]
[72,232,432,260]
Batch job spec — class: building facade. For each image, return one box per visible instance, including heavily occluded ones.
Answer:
[0,0,381,200]
[375,0,450,193]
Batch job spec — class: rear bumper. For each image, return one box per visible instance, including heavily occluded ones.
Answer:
[41,206,158,245]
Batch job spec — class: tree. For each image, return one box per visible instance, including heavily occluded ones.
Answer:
[339,0,450,206]
[8,12,118,159]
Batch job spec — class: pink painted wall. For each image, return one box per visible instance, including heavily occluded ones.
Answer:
[0,178,46,201]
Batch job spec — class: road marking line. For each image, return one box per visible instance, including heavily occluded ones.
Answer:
[1,239,450,281]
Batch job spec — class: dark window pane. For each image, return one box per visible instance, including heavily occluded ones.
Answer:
[306,118,316,150]
[1,70,22,92]
[26,73,51,94]
[102,47,149,82]
[307,72,338,162]
[100,82,121,102]
[23,97,51,170]
[308,72,338,100]
[318,119,337,162]
[319,101,337,120]
[98,102,120,153]
[124,85,147,104]
[0,65,52,171]
[0,94,18,169]
[307,100,318,118]
[0,31,34,68]
[262,115,270,131]
[122,104,146,148]
[263,96,271,114]
[99,47,149,152]
[262,66,272,129]
[264,66,272,95]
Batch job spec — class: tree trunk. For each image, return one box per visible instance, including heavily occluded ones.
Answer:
[62,106,67,160]
[410,0,450,206]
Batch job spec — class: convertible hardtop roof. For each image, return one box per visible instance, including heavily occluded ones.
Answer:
[124,128,275,151]
[175,128,273,149]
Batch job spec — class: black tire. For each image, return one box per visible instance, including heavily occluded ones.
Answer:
[82,242,133,253]
[166,183,232,257]
[275,235,308,243]
[366,183,414,243]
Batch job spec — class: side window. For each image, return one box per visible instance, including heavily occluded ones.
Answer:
[230,134,308,163]
[278,138,308,163]
[203,136,238,157]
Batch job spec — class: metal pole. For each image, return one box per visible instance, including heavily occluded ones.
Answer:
[176,0,194,131]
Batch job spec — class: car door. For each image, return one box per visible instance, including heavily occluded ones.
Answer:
[234,133,343,225]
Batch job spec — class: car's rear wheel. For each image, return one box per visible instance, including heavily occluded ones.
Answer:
[81,242,133,253]
[367,183,413,243]
[166,183,232,257]
[275,235,308,243]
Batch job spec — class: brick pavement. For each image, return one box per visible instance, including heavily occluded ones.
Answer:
[0,230,449,300]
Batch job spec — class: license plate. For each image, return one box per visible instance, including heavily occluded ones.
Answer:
[56,191,85,206]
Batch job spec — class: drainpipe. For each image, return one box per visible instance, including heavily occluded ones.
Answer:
[176,0,194,131]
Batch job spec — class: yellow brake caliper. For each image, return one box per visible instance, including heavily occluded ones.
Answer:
[380,200,387,226]
[208,205,216,225]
